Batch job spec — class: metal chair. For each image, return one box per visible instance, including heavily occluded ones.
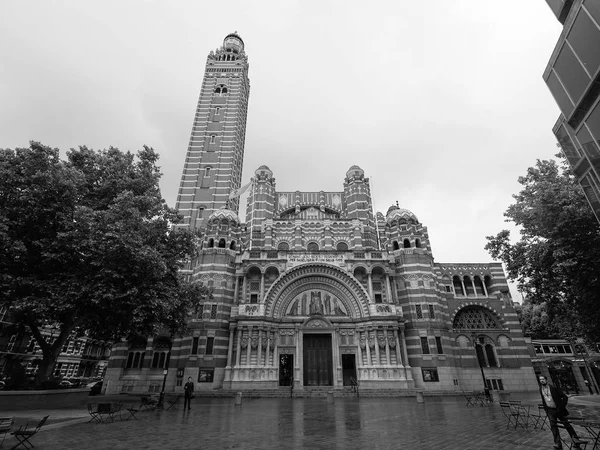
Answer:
[529,404,548,430]
[0,417,14,447]
[166,395,182,411]
[10,415,49,450]
[500,401,520,429]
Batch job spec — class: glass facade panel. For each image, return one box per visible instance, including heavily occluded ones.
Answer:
[581,172,600,213]
[586,101,600,146]
[554,43,591,103]
[585,0,600,26]
[546,0,565,18]
[555,123,583,165]
[547,71,575,117]
[577,124,600,158]
[568,9,600,77]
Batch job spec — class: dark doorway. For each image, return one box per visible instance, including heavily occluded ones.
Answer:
[303,334,333,386]
[342,354,356,386]
[279,354,294,386]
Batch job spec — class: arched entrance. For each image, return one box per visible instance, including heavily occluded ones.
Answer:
[301,316,335,387]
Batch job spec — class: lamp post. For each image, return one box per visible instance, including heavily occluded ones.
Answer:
[471,333,488,394]
[157,339,173,410]
[574,342,599,395]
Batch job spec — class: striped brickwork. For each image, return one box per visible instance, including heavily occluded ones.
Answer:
[104,34,538,395]
[175,34,250,228]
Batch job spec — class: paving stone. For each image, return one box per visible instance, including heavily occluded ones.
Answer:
[0,397,575,449]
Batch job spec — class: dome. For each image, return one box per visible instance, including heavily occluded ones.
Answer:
[208,207,240,225]
[223,32,244,52]
[346,165,364,178]
[255,165,273,176]
[386,205,418,224]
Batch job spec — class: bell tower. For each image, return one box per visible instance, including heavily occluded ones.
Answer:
[175,32,250,229]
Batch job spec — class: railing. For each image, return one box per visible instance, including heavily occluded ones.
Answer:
[350,377,359,398]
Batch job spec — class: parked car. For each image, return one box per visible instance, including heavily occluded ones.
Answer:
[59,380,74,388]
[0,380,5,390]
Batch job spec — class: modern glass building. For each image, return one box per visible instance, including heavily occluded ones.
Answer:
[544,0,600,222]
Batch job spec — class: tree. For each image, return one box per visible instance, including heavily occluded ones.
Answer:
[0,142,209,384]
[485,157,600,342]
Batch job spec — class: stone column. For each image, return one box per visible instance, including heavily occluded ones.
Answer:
[235,327,242,366]
[257,328,263,366]
[460,278,467,297]
[470,277,477,297]
[226,325,236,367]
[384,329,391,365]
[481,278,489,297]
[367,273,374,300]
[233,277,240,304]
[374,329,381,364]
[246,327,252,366]
[365,331,372,366]
[385,275,393,304]
[260,273,265,301]
[264,329,271,367]
[356,330,363,367]
[332,329,341,387]
[400,328,409,366]
[295,327,302,387]
[393,329,402,366]
[242,276,247,303]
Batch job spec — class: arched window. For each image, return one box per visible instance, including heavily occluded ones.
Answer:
[210,135,216,144]
[473,336,500,368]
[126,351,145,369]
[230,241,236,251]
[277,242,290,251]
[415,239,421,248]
[336,241,348,251]
[475,344,487,367]
[485,344,498,367]
[393,241,400,250]
[214,87,221,94]
[215,107,220,115]
[208,238,214,248]
[403,239,411,248]
[218,238,226,248]
[463,276,474,296]
[222,87,228,94]
[484,275,493,293]
[307,242,319,251]
[452,276,464,296]
[474,276,486,296]
[453,306,501,330]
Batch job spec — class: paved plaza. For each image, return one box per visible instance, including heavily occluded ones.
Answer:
[2,395,599,449]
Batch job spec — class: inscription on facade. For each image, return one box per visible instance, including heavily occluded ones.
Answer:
[287,253,345,267]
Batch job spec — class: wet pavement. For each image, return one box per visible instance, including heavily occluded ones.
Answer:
[4,394,597,449]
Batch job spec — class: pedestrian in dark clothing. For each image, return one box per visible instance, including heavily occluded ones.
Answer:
[184,377,194,410]
[539,375,582,449]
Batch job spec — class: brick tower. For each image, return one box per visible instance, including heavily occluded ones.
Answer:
[175,32,250,229]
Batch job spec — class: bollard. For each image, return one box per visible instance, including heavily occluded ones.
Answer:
[416,390,424,404]
[235,391,243,405]
[327,391,334,404]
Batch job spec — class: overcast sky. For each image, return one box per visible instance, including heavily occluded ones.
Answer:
[1,1,564,300]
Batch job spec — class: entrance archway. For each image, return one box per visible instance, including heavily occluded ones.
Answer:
[303,334,333,386]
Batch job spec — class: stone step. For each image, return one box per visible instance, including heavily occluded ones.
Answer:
[192,388,462,399]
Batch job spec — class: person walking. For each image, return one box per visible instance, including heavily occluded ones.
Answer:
[539,375,582,449]
[184,376,194,411]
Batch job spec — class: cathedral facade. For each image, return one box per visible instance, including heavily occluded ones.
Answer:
[104,33,538,395]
